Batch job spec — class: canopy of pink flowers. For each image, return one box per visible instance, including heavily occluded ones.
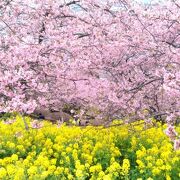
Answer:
[0,0,180,121]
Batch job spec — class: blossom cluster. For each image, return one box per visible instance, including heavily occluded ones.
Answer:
[0,115,179,179]
[1,0,180,122]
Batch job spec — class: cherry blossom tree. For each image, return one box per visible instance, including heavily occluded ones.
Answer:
[0,0,180,127]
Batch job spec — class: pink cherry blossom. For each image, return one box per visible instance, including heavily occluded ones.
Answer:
[0,0,180,126]
[164,125,178,141]
[3,119,16,125]
[31,120,44,129]
[174,139,180,151]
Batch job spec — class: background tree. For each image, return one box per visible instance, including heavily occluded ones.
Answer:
[0,0,180,124]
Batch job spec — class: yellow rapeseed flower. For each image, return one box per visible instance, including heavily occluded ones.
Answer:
[11,154,18,161]
[41,171,49,179]
[121,159,130,175]
[27,166,37,175]
[152,168,161,176]
[54,167,64,175]
[48,165,56,174]
[0,167,7,178]
[156,159,164,166]
[136,160,145,169]
[90,164,102,173]
[103,174,112,180]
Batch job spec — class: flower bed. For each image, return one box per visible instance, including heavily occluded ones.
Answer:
[0,115,179,179]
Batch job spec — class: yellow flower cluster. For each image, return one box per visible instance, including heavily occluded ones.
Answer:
[133,123,180,179]
[0,115,179,179]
